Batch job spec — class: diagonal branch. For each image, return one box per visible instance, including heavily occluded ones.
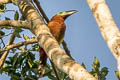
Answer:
[0,20,31,29]
[87,0,120,77]
[0,39,37,52]
[33,0,49,23]
[0,29,16,68]
[0,0,11,4]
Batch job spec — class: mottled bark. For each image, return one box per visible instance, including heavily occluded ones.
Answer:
[0,20,30,29]
[0,0,11,4]
[0,39,37,52]
[87,0,120,76]
[0,30,16,68]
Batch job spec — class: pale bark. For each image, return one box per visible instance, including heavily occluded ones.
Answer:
[11,0,96,80]
[0,0,11,4]
[87,0,120,76]
[0,39,37,52]
[0,30,16,68]
[0,20,30,29]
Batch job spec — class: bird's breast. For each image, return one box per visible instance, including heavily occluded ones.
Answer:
[48,21,66,43]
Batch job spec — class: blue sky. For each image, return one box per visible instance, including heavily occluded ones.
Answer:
[0,0,120,80]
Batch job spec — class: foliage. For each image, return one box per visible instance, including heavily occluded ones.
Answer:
[0,4,6,14]
[0,49,109,80]
[115,71,120,80]
[90,57,108,80]
[81,57,109,80]
[0,50,70,80]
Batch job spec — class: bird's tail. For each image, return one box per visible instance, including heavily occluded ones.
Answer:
[37,48,47,77]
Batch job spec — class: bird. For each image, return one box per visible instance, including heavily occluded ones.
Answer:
[38,10,78,77]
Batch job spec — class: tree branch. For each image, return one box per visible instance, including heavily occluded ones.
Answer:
[33,0,49,23]
[0,0,11,4]
[12,0,97,79]
[0,20,31,29]
[0,29,16,68]
[87,0,120,77]
[62,40,73,59]
[0,39,37,52]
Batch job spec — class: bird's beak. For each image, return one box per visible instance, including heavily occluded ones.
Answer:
[64,10,78,16]
[57,10,78,20]
[58,10,78,16]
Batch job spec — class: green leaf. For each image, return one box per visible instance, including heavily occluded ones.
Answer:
[23,34,30,40]
[14,28,23,38]
[25,75,38,80]
[94,57,100,67]
[81,63,86,69]
[0,4,5,14]
[31,68,38,74]
[5,60,11,64]
[14,11,19,20]
[27,59,33,68]
[17,55,26,66]
[12,53,18,67]
[90,69,98,78]
[27,52,35,68]
[11,48,16,53]
[47,73,56,80]
[22,66,28,75]
[115,71,120,79]
[0,31,5,36]
[99,67,108,80]
[31,35,35,39]
[15,28,23,32]
[101,67,108,77]
[14,32,21,38]
[60,71,68,79]
[32,44,39,51]
[8,57,14,64]
[11,73,20,80]
[92,57,100,72]
[90,70,96,75]
[5,26,11,29]
[5,17,10,20]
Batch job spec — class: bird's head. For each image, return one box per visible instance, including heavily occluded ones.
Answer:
[57,10,78,20]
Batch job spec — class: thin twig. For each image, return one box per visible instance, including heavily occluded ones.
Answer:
[49,60,61,80]
[33,0,49,23]
[0,39,37,52]
[0,29,16,68]
[0,38,5,47]
[62,40,73,60]
[0,20,30,29]
[0,32,13,38]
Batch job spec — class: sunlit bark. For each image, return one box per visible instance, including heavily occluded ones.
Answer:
[87,0,120,77]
